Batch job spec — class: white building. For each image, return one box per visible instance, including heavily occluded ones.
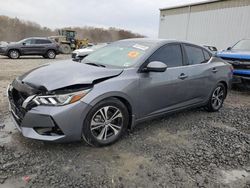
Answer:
[159,0,250,50]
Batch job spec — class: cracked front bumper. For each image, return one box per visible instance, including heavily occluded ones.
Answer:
[9,99,92,143]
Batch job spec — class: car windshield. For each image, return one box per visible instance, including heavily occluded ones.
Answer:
[232,39,250,51]
[81,42,152,68]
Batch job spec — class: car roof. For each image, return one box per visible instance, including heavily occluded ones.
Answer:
[119,38,177,45]
[25,37,51,40]
[119,38,205,47]
[117,38,211,54]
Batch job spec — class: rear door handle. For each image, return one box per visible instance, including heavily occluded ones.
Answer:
[212,68,218,73]
[178,73,188,80]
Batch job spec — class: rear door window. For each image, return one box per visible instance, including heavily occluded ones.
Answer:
[148,44,183,68]
[24,39,35,45]
[35,39,52,44]
[184,45,205,65]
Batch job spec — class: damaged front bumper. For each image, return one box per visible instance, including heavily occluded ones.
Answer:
[7,84,92,142]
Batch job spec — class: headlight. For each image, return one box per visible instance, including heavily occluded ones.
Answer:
[33,89,90,106]
[0,46,7,50]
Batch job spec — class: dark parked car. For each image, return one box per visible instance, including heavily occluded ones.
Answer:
[0,37,60,59]
[7,39,232,147]
[217,39,250,88]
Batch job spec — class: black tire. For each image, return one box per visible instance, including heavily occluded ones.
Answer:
[82,98,129,147]
[59,44,71,54]
[8,50,20,59]
[205,83,226,112]
[46,50,56,59]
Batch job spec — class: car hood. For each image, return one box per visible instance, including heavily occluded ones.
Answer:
[73,48,93,55]
[217,50,250,60]
[4,42,20,48]
[74,48,93,53]
[18,60,123,91]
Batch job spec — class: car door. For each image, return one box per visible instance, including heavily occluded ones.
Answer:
[20,39,36,55]
[182,44,214,103]
[34,39,51,54]
[138,43,196,118]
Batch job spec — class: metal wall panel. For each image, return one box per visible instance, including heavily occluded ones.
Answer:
[159,7,190,40]
[159,0,250,50]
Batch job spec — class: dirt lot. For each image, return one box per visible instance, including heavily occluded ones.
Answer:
[0,55,250,188]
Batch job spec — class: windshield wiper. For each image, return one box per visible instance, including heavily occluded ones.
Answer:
[85,62,106,67]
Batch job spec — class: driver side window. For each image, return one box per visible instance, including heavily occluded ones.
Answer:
[148,44,183,68]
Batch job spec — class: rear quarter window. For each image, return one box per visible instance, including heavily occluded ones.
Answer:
[184,45,205,65]
[203,50,211,61]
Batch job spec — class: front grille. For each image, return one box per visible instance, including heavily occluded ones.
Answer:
[232,63,250,70]
[72,53,77,58]
[221,57,250,70]
[8,88,28,125]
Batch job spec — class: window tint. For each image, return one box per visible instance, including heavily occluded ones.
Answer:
[148,44,183,68]
[45,40,52,44]
[203,50,211,61]
[35,39,52,44]
[24,39,34,45]
[184,45,205,65]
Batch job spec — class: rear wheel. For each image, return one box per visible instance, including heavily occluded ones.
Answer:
[82,98,129,147]
[205,83,226,112]
[8,50,20,59]
[46,50,56,59]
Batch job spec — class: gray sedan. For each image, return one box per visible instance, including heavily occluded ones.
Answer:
[7,39,232,147]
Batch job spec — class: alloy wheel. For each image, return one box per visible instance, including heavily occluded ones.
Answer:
[211,86,224,110]
[10,50,19,59]
[90,106,123,141]
[48,51,55,59]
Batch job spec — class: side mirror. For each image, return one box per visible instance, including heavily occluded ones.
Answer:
[144,61,167,72]
[22,42,26,46]
[227,47,232,51]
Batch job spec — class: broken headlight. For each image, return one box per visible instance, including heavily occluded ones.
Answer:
[33,89,90,106]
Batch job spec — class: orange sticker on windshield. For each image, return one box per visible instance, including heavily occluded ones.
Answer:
[128,51,139,58]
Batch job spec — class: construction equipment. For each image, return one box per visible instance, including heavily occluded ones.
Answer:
[49,29,88,54]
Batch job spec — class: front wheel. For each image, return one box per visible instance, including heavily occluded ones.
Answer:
[8,50,20,59]
[205,83,226,112]
[82,98,129,147]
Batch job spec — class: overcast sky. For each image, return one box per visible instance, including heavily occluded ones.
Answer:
[0,0,206,37]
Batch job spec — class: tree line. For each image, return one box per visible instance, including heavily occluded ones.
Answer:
[0,15,144,43]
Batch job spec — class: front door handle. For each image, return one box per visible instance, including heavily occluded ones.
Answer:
[178,73,188,80]
[212,68,218,73]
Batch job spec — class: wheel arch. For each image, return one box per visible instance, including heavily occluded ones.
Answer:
[46,49,55,53]
[8,48,21,55]
[88,93,135,130]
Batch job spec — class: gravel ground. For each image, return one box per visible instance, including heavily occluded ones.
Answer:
[0,55,250,188]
